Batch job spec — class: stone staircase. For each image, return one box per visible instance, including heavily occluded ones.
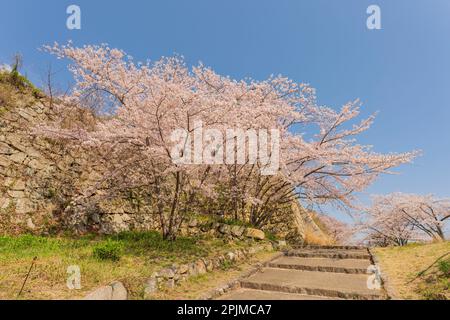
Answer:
[218,245,385,300]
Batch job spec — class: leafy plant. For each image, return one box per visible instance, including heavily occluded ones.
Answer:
[264,231,277,242]
[92,240,123,261]
[438,258,450,277]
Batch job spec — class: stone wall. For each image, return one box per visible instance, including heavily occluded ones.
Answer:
[1,92,57,232]
[0,89,104,234]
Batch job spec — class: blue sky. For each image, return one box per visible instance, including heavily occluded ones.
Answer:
[1,0,449,221]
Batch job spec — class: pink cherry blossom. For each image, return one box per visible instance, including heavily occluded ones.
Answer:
[35,43,419,239]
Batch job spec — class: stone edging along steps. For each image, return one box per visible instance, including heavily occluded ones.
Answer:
[83,242,274,300]
[213,246,388,300]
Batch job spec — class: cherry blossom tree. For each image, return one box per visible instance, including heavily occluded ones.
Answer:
[358,200,418,246]
[316,214,354,245]
[36,43,418,239]
[361,193,449,245]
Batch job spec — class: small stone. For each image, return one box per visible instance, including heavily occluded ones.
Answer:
[24,147,40,158]
[159,268,175,279]
[84,286,113,300]
[245,228,265,240]
[7,190,25,199]
[0,198,11,209]
[144,278,158,297]
[0,157,11,167]
[3,177,13,187]
[27,159,46,170]
[188,218,198,227]
[9,152,26,164]
[178,264,189,274]
[226,252,236,261]
[26,218,36,230]
[17,109,35,122]
[219,224,231,234]
[111,281,128,300]
[204,259,214,272]
[278,240,287,247]
[195,260,207,275]
[166,279,175,289]
[188,263,198,276]
[7,137,27,152]
[11,180,26,191]
[0,142,13,155]
[212,259,222,269]
[231,225,245,237]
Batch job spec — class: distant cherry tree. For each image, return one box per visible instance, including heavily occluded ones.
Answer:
[316,214,354,245]
[361,193,449,245]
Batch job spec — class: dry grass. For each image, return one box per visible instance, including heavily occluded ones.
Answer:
[303,227,334,246]
[373,241,450,299]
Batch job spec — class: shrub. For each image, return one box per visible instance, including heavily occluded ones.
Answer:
[220,259,234,271]
[92,240,123,261]
[264,231,277,242]
[438,258,450,277]
[0,69,41,97]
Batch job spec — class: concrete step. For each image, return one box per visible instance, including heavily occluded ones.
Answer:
[218,288,339,300]
[240,268,383,300]
[285,248,371,260]
[293,245,366,250]
[268,256,371,274]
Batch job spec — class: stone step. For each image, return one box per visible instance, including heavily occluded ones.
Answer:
[240,268,383,300]
[218,288,339,300]
[285,249,371,260]
[268,256,371,274]
[292,245,365,250]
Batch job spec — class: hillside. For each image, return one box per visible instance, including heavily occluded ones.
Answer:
[374,242,450,299]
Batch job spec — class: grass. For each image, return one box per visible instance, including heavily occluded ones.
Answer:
[0,69,41,98]
[373,241,450,300]
[0,232,250,300]
[303,227,334,246]
[306,212,335,246]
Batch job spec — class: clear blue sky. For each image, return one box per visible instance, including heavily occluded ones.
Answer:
[1,0,449,220]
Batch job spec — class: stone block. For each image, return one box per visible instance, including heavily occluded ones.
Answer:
[245,228,265,240]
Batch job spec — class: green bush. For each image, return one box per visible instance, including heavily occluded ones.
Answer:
[0,69,41,97]
[113,231,199,255]
[438,258,450,277]
[264,231,278,242]
[92,240,123,261]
